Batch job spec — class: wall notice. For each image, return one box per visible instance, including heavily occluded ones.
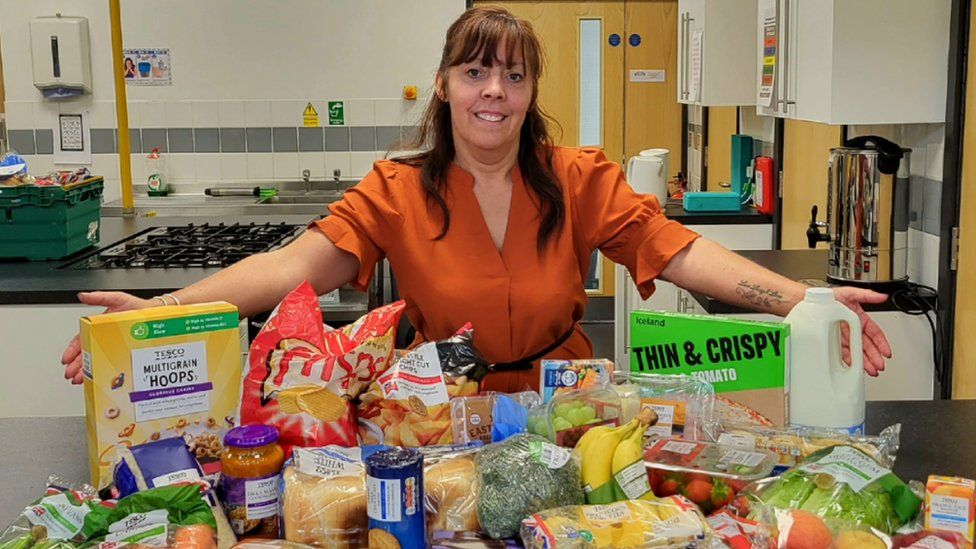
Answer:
[123,49,172,86]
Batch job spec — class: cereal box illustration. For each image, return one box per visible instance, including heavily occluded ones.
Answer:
[81,302,243,488]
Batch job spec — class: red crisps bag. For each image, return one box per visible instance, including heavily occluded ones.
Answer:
[241,281,405,456]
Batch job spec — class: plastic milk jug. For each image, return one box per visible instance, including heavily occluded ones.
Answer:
[785,287,865,434]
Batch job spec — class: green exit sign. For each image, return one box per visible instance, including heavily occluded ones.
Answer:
[328,101,344,125]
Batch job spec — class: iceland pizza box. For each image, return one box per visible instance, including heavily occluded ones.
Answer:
[80,302,243,488]
[629,310,790,425]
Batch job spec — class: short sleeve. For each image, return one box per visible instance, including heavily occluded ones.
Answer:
[572,148,700,300]
[313,161,405,291]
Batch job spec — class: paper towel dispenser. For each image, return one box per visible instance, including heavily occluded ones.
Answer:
[29,15,92,96]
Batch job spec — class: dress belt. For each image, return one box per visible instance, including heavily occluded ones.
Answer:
[491,324,577,372]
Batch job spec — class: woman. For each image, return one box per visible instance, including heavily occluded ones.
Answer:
[61,7,890,392]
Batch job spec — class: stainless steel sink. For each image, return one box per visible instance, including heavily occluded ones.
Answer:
[257,192,344,204]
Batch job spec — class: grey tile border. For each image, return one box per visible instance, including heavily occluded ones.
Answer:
[400,125,421,146]
[8,129,35,155]
[220,128,246,153]
[245,128,272,153]
[167,128,194,153]
[34,129,55,155]
[325,127,351,151]
[375,126,401,150]
[129,129,142,155]
[298,127,324,152]
[350,126,376,151]
[194,128,220,153]
[90,129,117,154]
[909,175,924,231]
[921,177,942,236]
[141,128,168,153]
[272,127,298,152]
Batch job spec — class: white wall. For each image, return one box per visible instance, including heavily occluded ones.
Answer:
[1,0,465,202]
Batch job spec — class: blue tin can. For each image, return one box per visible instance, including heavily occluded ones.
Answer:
[365,447,427,549]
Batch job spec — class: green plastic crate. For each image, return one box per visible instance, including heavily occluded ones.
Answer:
[0,177,104,260]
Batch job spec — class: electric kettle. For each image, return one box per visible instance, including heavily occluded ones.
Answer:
[626,148,670,206]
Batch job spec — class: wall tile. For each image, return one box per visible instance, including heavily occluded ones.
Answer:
[32,101,58,129]
[345,99,375,126]
[350,127,376,151]
[128,129,143,156]
[122,101,142,128]
[272,152,300,179]
[29,155,54,176]
[8,130,35,154]
[130,153,147,183]
[246,128,272,152]
[403,99,426,126]
[271,100,301,127]
[220,128,246,153]
[272,127,298,152]
[918,231,940,289]
[325,152,351,179]
[921,178,942,236]
[167,154,196,181]
[244,101,272,127]
[34,130,54,155]
[165,102,194,127]
[141,128,168,153]
[167,128,195,153]
[140,101,167,128]
[3,101,34,129]
[375,126,401,150]
[191,101,220,127]
[325,127,351,151]
[194,153,221,181]
[91,155,120,180]
[374,99,404,126]
[909,175,924,230]
[299,152,326,178]
[298,127,324,152]
[218,101,246,127]
[90,129,117,154]
[350,151,376,178]
[194,128,220,153]
[400,125,421,146]
[926,143,944,181]
[219,153,247,181]
[246,153,274,180]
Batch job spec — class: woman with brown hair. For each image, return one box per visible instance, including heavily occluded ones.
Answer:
[62,6,890,392]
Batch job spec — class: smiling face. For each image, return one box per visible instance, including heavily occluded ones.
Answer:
[438,43,534,159]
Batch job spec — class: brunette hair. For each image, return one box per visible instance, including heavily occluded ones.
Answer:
[399,6,564,251]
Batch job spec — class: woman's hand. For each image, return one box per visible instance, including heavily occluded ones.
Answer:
[833,287,893,377]
[61,291,157,385]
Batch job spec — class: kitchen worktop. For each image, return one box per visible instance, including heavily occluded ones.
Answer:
[0,215,320,305]
[1,399,968,520]
[664,201,772,225]
[687,249,920,313]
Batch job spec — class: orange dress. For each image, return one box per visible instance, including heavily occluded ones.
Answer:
[314,146,700,392]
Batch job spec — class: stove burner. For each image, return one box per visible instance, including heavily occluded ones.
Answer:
[68,222,303,269]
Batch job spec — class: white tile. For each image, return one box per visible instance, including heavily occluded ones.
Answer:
[299,152,326,178]
[101,179,121,204]
[130,153,148,183]
[220,153,248,181]
[403,98,427,126]
[926,143,944,181]
[167,154,196,181]
[89,100,118,129]
[139,101,167,127]
[33,101,59,129]
[246,153,274,180]
[345,99,375,126]
[918,232,940,289]
[91,155,120,180]
[272,152,300,179]
[165,101,194,127]
[271,100,302,127]
[924,123,945,145]
[121,101,142,128]
[191,101,220,127]
[374,99,405,126]
[3,102,34,129]
[325,152,352,179]
[25,155,52,175]
[907,146,927,178]
[349,151,377,178]
[218,101,246,127]
[194,153,221,181]
[244,101,272,127]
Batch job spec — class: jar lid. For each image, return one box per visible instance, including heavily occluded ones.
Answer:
[223,425,279,448]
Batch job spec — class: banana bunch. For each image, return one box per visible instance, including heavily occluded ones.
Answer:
[575,408,658,504]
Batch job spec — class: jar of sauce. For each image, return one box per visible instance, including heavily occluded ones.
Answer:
[219,425,285,538]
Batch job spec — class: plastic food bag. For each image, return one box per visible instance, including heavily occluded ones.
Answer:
[611,372,714,441]
[539,359,612,403]
[706,509,774,549]
[113,437,207,498]
[739,445,921,536]
[526,386,622,448]
[450,391,541,445]
[419,444,483,534]
[520,496,717,549]
[0,476,101,547]
[475,433,585,539]
[356,325,488,446]
[709,421,901,473]
[242,282,405,456]
[889,531,971,548]
[82,485,218,548]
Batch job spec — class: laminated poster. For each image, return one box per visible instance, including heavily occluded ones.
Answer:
[759,8,777,108]
[123,48,172,86]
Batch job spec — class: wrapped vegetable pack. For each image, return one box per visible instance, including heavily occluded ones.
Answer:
[357,325,488,447]
[82,484,218,548]
[520,497,717,549]
[475,433,585,539]
[0,477,102,549]
[242,282,405,455]
[740,445,921,538]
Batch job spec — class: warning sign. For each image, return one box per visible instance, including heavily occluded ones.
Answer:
[303,103,319,127]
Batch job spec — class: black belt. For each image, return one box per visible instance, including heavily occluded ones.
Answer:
[492,324,577,372]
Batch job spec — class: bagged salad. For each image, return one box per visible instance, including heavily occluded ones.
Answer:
[0,477,103,549]
[611,372,714,440]
[736,445,921,537]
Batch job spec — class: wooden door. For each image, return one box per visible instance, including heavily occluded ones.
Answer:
[780,119,842,249]
[952,6,976,397]
[483,1,625,295]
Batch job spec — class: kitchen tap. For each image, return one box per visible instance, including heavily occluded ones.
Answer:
[302,169,311,194]
[333,169,342,193]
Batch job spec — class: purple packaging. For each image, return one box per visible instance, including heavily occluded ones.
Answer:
[113,436,205,497]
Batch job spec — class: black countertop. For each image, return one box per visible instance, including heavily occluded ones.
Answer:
[0,215,318,305]
[0,400,969,519]
[686,249,914,314]
[664,201,773,225]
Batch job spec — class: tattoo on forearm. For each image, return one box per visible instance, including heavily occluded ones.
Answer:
[735,280,785,310]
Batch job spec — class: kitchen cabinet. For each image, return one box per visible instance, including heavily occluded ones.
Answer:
[677,0,758,106]
[756,0,950,124]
